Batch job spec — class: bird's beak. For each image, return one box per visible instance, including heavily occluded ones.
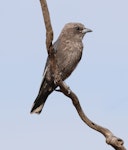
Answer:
[82,28,92,34]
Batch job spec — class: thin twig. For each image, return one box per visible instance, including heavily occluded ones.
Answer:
[40,0,53,53]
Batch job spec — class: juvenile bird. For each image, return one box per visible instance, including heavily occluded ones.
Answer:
[30,22,92,114]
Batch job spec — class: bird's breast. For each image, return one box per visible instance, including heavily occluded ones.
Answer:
[56,40,83,80]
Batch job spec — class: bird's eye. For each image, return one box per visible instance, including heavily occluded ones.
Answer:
[76,27,80,30]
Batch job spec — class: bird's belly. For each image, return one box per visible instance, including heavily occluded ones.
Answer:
[57,51,82,80]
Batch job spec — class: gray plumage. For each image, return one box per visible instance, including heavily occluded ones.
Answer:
[30,22,92,114]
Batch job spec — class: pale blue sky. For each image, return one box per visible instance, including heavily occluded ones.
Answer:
[0,0,128,149]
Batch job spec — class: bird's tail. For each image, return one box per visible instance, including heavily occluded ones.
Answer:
[30,80,54,114]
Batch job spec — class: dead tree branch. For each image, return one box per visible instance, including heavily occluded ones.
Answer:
[39,0,126,149]
[40,0,53,52]
[40,0,56,79]
[56,81,126,150]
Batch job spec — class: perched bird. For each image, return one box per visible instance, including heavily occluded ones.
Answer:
[30,22,92,114]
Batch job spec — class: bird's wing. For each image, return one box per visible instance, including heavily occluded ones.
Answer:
[53,38,61,53]
[42,38,60,76]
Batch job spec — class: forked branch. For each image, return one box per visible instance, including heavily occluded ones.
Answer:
[39,0,126,149]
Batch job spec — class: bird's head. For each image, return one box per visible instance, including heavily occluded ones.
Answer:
[60,22,92,41]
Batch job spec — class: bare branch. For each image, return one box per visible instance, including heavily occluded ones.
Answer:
[40,0,53,53]
[39,0,126,149]
[40,0,56,81]
[57,80,126,150]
